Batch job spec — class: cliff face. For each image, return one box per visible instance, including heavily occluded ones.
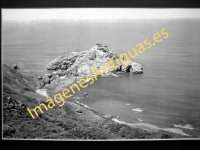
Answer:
[47,44,143,76]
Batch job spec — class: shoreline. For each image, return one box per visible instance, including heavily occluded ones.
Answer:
[35,89,192,137]
[70,99,192,137]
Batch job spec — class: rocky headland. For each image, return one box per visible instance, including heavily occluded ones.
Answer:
[3,44,193,139]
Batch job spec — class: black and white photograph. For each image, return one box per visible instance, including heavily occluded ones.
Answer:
[2,8,200,140]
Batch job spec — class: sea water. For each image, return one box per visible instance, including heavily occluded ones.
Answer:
[2,19,200,136]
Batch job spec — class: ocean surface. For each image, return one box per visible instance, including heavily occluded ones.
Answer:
[2,19,200,137]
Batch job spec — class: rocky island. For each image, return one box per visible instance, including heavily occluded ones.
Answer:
[35,44,143,94]
[3,44,192,139]
[47,44,143,74]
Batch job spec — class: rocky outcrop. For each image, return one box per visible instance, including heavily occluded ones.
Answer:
[128,62,143,74]
[3,96,26,110]
[36,74,55,89]
[46,44,143,76]
[47,54,77,70]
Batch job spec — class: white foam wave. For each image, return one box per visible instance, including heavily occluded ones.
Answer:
[112,118,190,136]
[132,108,143,113]
[112,118,126,124]
[162,128,190,136]
[74,100,97,111]
[174,124,194,130]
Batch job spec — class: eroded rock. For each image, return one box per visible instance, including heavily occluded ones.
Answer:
[46,44,143,77]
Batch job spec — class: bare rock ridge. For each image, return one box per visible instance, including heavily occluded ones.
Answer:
[47,44,143,76]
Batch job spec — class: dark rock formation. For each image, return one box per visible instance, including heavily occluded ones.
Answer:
[83,92,88,97]
[13,64,20,70]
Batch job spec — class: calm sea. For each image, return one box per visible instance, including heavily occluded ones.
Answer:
[2,19,200,136]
